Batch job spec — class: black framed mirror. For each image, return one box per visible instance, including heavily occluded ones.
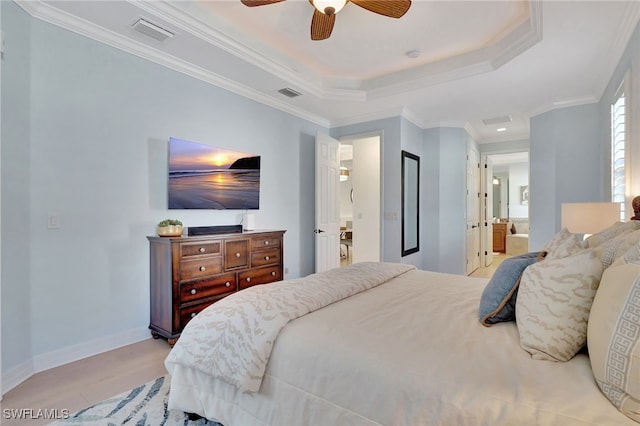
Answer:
[401,150,420,256]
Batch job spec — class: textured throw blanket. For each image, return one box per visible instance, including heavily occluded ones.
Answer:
[165,262,415,393]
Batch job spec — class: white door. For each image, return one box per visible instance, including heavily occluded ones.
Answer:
[466,147,481,275]
[482,155,494,267]
[315,131,341,272]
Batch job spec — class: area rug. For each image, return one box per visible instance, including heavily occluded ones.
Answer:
[49,375,222,425]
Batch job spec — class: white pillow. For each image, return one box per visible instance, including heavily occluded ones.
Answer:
[584,220,640,248]
[610,241,640,267]
[516,248,605,361]
[588,262,640,422]
[541,227,584,260]
[597,229,640,268]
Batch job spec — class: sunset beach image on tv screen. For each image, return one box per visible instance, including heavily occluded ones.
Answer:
[168,137,260,209]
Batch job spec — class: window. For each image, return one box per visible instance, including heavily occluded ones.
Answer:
[611,83,626,220]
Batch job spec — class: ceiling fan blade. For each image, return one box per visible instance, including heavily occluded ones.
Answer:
[350,0,411,18]
[240,0,286,6]
[311,9,336,40]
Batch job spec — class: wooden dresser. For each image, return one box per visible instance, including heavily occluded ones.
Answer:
[147,229,286,344]
[492,223,507,253]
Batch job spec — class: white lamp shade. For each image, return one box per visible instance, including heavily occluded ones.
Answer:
[561,202,621,234]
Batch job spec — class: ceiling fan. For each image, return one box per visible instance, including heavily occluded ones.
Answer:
[240,0,412,40]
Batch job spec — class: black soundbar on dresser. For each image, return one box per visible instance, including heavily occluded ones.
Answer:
[187,224,243,236]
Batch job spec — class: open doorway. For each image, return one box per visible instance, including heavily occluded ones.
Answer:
[338,135,381,266]
[483,151,529,267]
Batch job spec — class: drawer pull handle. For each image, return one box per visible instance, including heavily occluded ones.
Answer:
[265,256,270,261]
[199,247,205,253]
[190,289,197,295]
[199,266,206,272]
[236,252,241,258]
[271,271,276,276]
[225,281,231,288]
[190,312,196,318]
[265,241,269,245]
[246,277,251,283]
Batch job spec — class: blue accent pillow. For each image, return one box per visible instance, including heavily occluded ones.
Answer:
[479,252,544,326]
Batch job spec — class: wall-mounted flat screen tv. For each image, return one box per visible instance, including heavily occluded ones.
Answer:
[168,137,260,209]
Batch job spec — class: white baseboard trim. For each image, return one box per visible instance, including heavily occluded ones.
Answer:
[2,358,35,397]
[2,327,150,396]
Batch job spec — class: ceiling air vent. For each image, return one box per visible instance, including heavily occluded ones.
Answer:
[131,18,175,42]
[482,115,512,126]
[278,88,302,98]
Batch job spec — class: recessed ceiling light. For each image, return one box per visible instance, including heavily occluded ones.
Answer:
[497,127,507,132]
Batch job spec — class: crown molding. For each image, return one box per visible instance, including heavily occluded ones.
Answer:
[15,0,331,128]
[25,0,545,104]
[363,1,543,99]
[592,0,640,99]
[530,95,599,118]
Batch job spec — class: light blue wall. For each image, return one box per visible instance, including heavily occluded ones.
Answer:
[529,104,602,250]
[1,1,32,379]
[423,127,469,274]
[1,3,323,377]
[401,118,425,269]
[528,21,640,251]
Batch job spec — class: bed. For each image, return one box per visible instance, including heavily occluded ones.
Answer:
[165,225,640,425]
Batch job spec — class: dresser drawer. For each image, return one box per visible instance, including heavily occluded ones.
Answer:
[179,300,216,329]
[238,266,281,290]
[252,235,281,250]
[251,247,281,267]
[179,241,222,258]
[179,257,224,281]
[225,239,249,269]
[179,273,236,304]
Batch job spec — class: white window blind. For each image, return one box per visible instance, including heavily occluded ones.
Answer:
[611,86,626,220]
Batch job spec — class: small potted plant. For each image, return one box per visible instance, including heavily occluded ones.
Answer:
[157,219,183,237]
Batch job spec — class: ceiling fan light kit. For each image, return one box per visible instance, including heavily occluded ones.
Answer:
[241,0,411,40]
[312,0,347,15]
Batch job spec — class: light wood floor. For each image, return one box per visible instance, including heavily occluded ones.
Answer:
[1,338,171,425]
[470,252,508,278]
[1,256,504,425]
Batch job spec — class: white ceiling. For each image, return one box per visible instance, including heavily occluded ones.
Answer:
[18,0,640,143]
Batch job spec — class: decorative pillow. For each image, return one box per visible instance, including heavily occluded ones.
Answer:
[584,220,640,248]
[478,252,544,326]
[541,227,584,260]
[516,248,605,361]
[588,262,640,422]
[610,241,640,267]
[596,229,640,268]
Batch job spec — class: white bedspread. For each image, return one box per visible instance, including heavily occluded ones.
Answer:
[165,262,415,392]
[166,266,636,425]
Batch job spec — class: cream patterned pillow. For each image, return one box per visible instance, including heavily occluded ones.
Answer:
[588,262,640,422]
[584,220,640,248]
[541,227,584,260]
[597,229,640,268]
[610,242,640,267]
[516,248,605,361]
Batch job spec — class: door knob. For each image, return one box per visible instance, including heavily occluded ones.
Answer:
[313,229,325,234]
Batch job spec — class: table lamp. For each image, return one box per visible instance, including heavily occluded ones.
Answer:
[561,202,622,238]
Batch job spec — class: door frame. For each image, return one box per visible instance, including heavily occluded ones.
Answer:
[480,149,530,266]
[336,131,383,264]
